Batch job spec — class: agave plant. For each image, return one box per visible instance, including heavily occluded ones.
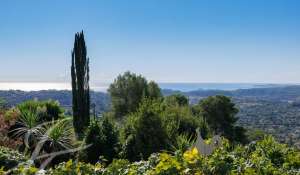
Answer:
[10,109,43,149]
[29,118,78,168]
[30,118,75,157]
[41,118,76,152]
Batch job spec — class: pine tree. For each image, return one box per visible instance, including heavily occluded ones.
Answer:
[71,31,90,138]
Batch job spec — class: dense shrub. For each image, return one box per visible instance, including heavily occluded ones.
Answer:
[194,95,247,143]
[83,117,120,164]
[0,146,26,170]
[121,99,168,161]
[161,105,200,140]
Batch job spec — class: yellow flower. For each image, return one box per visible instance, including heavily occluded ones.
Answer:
[94,163,102,171]
[204,138,212,144]
[65,160,73,171]
[183,147,199,164]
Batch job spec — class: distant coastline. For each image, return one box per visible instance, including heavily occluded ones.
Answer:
[0,82,297,92]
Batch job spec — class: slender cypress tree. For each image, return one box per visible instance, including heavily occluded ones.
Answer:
[71,31,90,138]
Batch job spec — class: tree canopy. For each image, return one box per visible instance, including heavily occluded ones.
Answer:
[194,95,246,142]
[108,71,162,120]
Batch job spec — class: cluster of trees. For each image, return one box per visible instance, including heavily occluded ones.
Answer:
[0,71,248,168]
[80,71,248,164]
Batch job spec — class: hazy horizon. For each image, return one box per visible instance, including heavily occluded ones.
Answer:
[0,82,297,92]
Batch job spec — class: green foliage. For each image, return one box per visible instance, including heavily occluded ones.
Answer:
[120,96,204,161]
[71,31,90,138]
[101,159,130,175]
[9,164,39,175]
[170,134,195,153]
[41,118,76,153]
[147,81,163,99]
[16,100,64,122]
[47,160,97,175]
[161,105,200,140]
[149,136,300,175]
[246,129,267,142]
[121,99,168,161]
[195,95,247,143]
[198,117,211,139]
[108,71,162,120]
[164,94,189,107]
[83,117,119,164]
[10,109,41,149]
[7,103,77,167]
[0,146,26,170]
[151,153,183,175]
[43,100,65,122]
[2,136,299,174]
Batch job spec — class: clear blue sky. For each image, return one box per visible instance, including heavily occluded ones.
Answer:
[0,0,300,84]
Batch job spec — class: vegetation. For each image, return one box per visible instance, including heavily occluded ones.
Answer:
[164,94,189,107]
[83,117,119,164]
[2,136,300,174]
[121,98,168,161]
[13,99,64,122]
[193,95,247,143]
[0,146,26,170]
[0,32,299,174]
[108,71,162,120]
[71,31,90,137]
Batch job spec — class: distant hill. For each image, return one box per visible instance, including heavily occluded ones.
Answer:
[162,85,300,103]
[1,86,300,148]
[0,90,110,114]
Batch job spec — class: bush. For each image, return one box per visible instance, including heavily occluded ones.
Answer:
[121,98,168,161]
[194,95,247,143]
[46,160,99,175]
[161,105,200,141]
[0,146,26,170]
[83,117,120,164]
[16,100,64,122]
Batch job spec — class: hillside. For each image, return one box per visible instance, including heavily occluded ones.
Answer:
[1,85,300,148]
[0,90,110,114]
[164,85,300,148]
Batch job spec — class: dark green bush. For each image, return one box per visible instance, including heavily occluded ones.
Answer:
[83,117,120,164]
[121,98,168,161]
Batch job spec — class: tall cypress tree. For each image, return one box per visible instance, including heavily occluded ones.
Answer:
[71,31,90,138]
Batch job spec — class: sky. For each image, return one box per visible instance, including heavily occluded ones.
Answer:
[0,0,300,85]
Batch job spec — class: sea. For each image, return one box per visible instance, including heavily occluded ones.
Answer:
[0,82,289,92]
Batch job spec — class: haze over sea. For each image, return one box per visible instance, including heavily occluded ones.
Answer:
[0,82,291,92]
